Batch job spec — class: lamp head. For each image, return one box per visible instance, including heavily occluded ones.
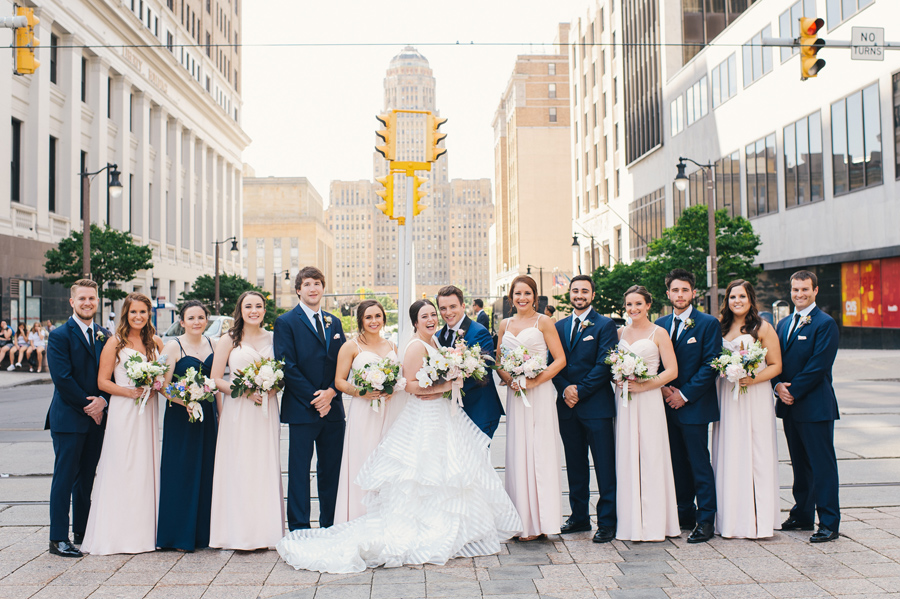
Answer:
[526,266,532,275]
[674,160,689,192]
[229,239,239,254]
[108,164,123,200]
[571,234,580,248]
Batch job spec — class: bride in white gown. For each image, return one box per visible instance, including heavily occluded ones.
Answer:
[277,299,522,573]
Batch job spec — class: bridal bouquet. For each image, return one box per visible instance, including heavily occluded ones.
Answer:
[165,367,217,423]
[498,345,547,407]
[710,340,767,401]
[438,341,491,406]
[605,348,654,406]
[230,358,285,417]
[124,352,170,415]
[350,355,406,412]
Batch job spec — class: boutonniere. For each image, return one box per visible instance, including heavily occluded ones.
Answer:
[798,315,812,329]
[684,318,695,330]
[323,315,333,327]
[95,331,107,343]
[580,319,593,331]
[457,328,467,339]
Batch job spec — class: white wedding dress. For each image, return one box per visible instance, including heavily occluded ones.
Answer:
[277,338,522,573]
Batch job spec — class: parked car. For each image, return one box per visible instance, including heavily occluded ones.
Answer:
[160,315,234,346]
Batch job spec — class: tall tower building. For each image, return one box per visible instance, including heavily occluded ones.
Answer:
[330,47,493,299]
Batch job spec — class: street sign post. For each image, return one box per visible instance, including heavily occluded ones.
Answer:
[851,26,885,61]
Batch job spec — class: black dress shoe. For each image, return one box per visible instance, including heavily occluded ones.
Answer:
[687,522,714,544]
[73,533,84,545]
[781,516,815,531]
[810,528,839,543]
[49,540,83,558]
[593,526,615,543]
[560,519,592,534]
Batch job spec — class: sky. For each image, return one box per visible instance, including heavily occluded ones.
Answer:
[240,0,590,203]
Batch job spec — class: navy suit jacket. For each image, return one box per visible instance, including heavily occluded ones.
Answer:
[274,306,346,425]
[437,316,504,424]
[45,317,110,434]
[655,309,721,425]
[774,306,840,423]
[476,310,490,331]
[552,309,618,420]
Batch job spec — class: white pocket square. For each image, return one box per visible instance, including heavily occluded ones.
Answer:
[582,335,594,341]
[686,337,697,344]
[798,335,807,340]
[333,333,341,339]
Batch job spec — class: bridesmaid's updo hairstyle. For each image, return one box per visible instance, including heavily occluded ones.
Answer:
[409,299,436,331]
[179,300,209,323]
[114,293,158,364]
[229,290,267,348]
[356,300,386,338]
[508,275,539,309]
[623,285,653,307]
[719,279,763,339]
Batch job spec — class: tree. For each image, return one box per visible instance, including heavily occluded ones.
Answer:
[179,273,285,326]
[44,223,153,311]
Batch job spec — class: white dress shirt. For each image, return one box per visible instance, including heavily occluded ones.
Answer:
[71,315,95,346]
[670,304,693,340]
[298,302,325,332]
[787,302,817,338]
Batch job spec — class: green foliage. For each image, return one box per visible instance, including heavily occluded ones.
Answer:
[554,260,648,317]
[44,223,153,306]
[180,273,285,326]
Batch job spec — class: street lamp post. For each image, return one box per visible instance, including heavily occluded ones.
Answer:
[674,157,719,316]
[571,233,597,274]
[273,270,291,310]
[79,163,123,279]
[213,237,239,315]
[525,265,544,297]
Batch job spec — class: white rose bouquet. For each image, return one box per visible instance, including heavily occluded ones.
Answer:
[498,345,547,407]
[350,355,406,412]
[710,339,768,401]
[230,357,285,417]
[605,348,654,407]
[165,366,217,423]
[436,340,491,407]
[124,352,170,415]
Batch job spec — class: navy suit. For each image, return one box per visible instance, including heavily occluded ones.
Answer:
[655,309,721,527]
[45,317,110,542]
[774,306,840,532]
[552,309,618,527]
[437,316,504,438]
[274,306,346,530]
[476,309,490,331]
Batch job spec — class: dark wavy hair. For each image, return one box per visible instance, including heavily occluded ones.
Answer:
[114,293,158,365]
[409,299,437,331]
[356,300,386,343]
[179,300,209,322]
[719,279,763,339]
[229,290,267,348]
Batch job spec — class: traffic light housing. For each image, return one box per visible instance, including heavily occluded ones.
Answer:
[375,174,394,217]
[799,17,825,80]
[375,112,397,161]
[412,176,429,216]
[15,7,40,75]
[426,114,448,162]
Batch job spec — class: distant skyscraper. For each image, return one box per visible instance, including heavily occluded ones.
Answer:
[330,46,493,298]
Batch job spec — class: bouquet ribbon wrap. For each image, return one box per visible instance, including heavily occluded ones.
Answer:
[370,395,380,413]
[621,380,629,409]
[732,381,740,402]
[451,378,464,411]
[137,386,153,416]
[515,375,532,408]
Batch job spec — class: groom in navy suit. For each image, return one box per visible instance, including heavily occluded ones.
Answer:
[436,286,504,439]
[774,270,841,543]
[552,275,618,543]
[656,269,721,544]
[274,266,346,530]
[45,279,111,557]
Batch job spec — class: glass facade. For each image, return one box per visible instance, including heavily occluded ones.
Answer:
[784,111,824,208]
[746,133,777,218]
[629,187,665,260]
[682,0,755,65]
[832,83,882,196]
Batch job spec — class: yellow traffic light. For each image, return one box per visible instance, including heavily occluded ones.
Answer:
[412,176,429,216]
[15,7,40,75]
[426,114,448,162]
[375,174,394,217]
[799,17,825,80]
[375,112,397,161]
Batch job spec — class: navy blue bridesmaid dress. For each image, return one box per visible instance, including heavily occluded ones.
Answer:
[157,338,217,551]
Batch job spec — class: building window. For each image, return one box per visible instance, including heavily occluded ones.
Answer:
[80,151,87,219]
[714,151,741,217]
[894,72,900,180]
[81,57,88,102]
[129,174,134,232]
[745,133,777,218]
[549,107,557,123]
[49,136,57,213]
[548,63,556,75]
[167,31,174,52]
[681,0,755,64]
[826,0,874,30]
[629,187,665,260]
[548,83,556,98]
[832,83,882,195]
[711,53,737,108]
[206,32,211,56]
[11,118,22,204]
[129,93,134,132]
[742,26,773,88]
[779,0,817,62]
[784,111,824,208]
[685,76,708,126]
[50,33,58,84]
